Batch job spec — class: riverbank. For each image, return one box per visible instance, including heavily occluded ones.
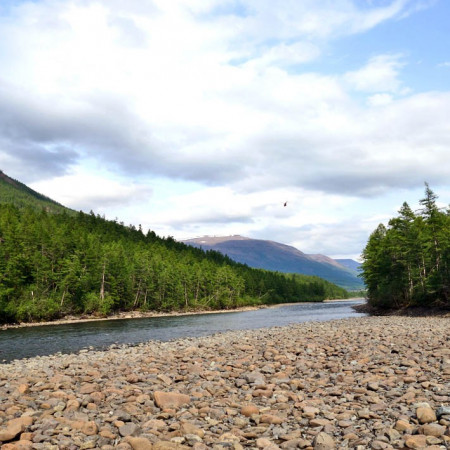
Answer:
[1,316,448,449]
[1,299,361,331]
[352,302,450,318]
[0,305,266,331]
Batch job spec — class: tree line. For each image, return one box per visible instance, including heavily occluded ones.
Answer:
[0,204,349,323]
[361,184,450,309]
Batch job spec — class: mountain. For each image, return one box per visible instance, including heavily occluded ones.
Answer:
[307,253,352,269]
[0,169,71,214]
[335,259,362,272]
[182,235,364,290]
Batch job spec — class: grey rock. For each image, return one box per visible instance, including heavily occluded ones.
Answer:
[119,422,141,437]
[436,405,450,417]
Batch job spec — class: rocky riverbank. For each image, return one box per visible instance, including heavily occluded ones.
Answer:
[0,316,449,449]
[0,306,266,331]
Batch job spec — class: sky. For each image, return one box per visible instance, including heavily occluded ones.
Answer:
[1,0,449,260]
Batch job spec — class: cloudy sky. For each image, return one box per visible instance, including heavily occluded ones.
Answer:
[1,0,449,260]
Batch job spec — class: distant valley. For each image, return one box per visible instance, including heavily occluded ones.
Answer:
[182,235,364,290]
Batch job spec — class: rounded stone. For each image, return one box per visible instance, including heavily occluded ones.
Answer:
[313,431,335,450]
[416,406,437,424]
[241,404,259,417]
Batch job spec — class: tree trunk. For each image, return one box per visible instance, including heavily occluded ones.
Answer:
[100,261,106,301]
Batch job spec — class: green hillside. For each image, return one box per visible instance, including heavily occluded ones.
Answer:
[0,170,71,214]
[0,171,349,324]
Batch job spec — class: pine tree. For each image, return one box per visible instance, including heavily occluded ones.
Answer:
[361,184,450,309]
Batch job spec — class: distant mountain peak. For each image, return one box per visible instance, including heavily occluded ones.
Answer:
[182,235,363,290]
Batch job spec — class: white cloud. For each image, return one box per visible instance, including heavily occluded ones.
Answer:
[350,0,410,32]
[243,42,321,70]
[30,171,153,213]
[0,0,446,259]
[142,185,361,248]
[344,54,405,93]
[367,93,394,106]
[235,0,416,41]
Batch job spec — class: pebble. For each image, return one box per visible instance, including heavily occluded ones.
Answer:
[416,405,437,424]
[154,391,191,410]
[313,431,335,449]
[0,316,449,449]
[241,405,259,417]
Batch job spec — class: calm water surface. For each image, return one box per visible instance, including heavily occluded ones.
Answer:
[0,299,366,363]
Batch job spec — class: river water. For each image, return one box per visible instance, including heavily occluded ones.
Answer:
[0,299,366,363]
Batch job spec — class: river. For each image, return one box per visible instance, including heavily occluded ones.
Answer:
[0,299,366,363]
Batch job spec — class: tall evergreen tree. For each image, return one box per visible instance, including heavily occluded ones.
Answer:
[361,184,450,309]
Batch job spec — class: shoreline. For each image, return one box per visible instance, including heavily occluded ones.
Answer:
[1,298,364,331]
[1,315,448,449]
[352,301,450,318]
[0,305,268,331]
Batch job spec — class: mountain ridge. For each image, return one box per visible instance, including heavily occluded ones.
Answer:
[183,235,364,290]
[335,258,362,272]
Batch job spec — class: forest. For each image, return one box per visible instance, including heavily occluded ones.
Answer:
[0,204,349,323]
[361,184,450,309]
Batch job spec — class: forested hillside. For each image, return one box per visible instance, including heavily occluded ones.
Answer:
[361,184,450,310]
[0,170,70,214]
[0,204,349,323]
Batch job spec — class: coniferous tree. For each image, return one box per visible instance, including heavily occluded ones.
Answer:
[361,184,450,309]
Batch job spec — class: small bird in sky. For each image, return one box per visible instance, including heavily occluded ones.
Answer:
[284,201,287,207]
